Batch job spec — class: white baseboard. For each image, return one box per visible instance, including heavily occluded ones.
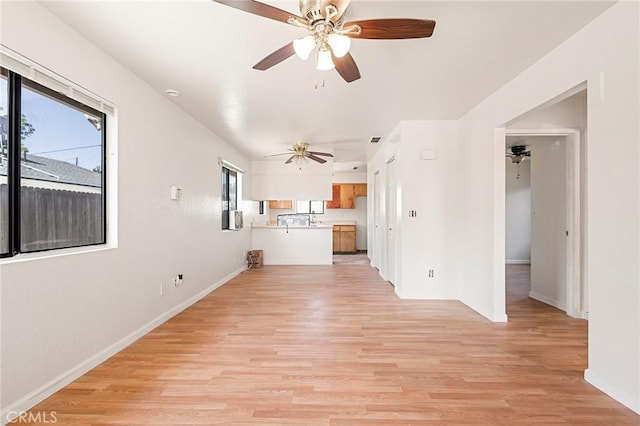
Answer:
[529,291,566,312]
[585,368,640,414]
[1,266,245,425]
[506,259,531,264]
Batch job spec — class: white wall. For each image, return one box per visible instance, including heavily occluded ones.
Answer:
[250,160,333,201]
[457,1,639,412]
[530,137,567,310]
[368,121,459,299]
[505,158,531,263]
[0,1,253,417]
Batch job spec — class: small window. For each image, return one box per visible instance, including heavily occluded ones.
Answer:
[221,166,237,230]
[296,200,324,214]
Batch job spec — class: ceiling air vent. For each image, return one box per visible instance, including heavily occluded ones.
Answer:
[369,137,382,144]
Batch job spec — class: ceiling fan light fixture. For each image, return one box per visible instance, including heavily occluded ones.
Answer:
[316,45,335,70]
[327,33,350,58]
[293,35,316,60]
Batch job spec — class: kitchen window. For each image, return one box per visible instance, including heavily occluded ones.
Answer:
[296,200,324,215]
[0,67,106,258]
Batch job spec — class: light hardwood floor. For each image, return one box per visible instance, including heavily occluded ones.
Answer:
[24,264,638,424]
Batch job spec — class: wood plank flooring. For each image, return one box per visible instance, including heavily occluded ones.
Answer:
[24,264,639,424]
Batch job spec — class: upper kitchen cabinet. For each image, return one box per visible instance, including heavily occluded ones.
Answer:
[353,183,367,197]
[326,185,341,209]
[268,200,293,209]
[327,183,367,209]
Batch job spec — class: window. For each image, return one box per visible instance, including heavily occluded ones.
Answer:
[221,166,237,230]
[296,200,324,214]
[0,67,106,258]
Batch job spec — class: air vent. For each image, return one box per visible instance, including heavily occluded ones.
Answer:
[369,137,382,144]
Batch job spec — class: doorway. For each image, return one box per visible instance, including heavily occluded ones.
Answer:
[505,129,583,318]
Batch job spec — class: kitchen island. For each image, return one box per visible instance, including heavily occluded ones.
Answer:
[252,224,333,265]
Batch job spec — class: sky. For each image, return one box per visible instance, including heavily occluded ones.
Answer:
[1,76,102,172]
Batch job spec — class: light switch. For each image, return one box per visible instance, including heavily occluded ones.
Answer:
[421,150,437,160]
[170,185,183,201]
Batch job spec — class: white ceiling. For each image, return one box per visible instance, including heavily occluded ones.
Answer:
[41,1,613,170]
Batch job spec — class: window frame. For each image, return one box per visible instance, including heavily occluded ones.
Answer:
[221,166,237,230]
[295,200,325,215]
[0,67,107,258]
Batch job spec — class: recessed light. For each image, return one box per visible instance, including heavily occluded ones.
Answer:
[165,89,180,97]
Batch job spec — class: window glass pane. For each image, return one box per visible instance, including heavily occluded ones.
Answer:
[0,71,8,255]
[19,80,104,252]
[222,168,229,229]
[296,200,310,214]
[310,200,324,214]
[229,170,237,211]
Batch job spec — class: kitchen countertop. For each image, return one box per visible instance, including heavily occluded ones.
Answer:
[252,224,333,229]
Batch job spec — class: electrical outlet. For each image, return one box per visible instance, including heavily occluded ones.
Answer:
[160,282,165,296]
[428,269,434,278]
[174,274,183,287]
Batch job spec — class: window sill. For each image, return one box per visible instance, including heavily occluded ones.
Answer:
[0,243,116,265]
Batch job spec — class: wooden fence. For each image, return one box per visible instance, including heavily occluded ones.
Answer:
[1,184,103,252]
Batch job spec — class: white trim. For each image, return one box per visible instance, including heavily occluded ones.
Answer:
[493,128,507,321]
[0,44,115,115]
[218,157,244,174]
[506,259,531,264]
[0,266,245,423]
[529,291,567,312]
[584,369,640,414]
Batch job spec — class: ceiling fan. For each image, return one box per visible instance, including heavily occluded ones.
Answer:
[212,0,436,83]
[506,145,531,164]
[266,141,334,164]
[506,145,531,179]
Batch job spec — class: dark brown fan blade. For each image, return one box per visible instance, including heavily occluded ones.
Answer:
[306,153,327,163]
[309,151,334,157]
[284,155,296,164]
[212,0,303,25]
[332,52,360,83]
[264,152,293,157]
[320,0,351,20]
[345,18,436,39]
[253,43,295,70]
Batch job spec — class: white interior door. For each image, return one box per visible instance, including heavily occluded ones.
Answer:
[386,157,398,285]
[373,170,382,270]
[530,137,567,311]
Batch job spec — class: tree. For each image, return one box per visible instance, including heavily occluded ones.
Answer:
[0,106,35,141]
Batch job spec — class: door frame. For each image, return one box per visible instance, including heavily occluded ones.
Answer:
[372,170,382,271]
[504,128,582,318]
[385,155,398,286]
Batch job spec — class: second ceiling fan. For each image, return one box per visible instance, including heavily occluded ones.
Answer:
[212,0,436,83]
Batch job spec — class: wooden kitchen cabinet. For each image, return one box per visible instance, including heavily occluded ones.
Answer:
[339,185,355,209]
[326,184,341,209]
[332,226,341,252]
[333,225,357,253]
[268,200,293,209]
[353,183,367,197]
[326,184,367,209]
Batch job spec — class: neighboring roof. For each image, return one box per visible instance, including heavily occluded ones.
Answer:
[0,153,101,188]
